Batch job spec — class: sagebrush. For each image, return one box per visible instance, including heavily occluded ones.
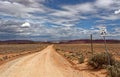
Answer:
[88,52,115,68]
[107,61,120,77]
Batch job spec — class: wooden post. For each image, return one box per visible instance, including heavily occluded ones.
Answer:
[90,34,94,55]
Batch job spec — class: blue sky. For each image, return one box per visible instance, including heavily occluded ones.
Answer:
[0,0,120,41]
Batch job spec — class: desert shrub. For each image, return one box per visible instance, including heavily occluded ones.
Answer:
[56,48,61,51]
[71,53,76,57]
[63,51,85,63]
[8,56,11,58]
[3,56,8,60]
[74,52,85,63]
[107,61,120,77]
[0,58,3,61]
[16,55,19,56]
[66,53,76,61]
[78,53,85,64]
[12,55,15,57]
[88,52,115,69]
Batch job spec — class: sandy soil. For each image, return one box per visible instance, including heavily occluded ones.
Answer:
[0,45,84,77]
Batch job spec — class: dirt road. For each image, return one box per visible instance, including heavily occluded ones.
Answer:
[0,45,83,77]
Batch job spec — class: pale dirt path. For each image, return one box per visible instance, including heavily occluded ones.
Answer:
[0,45,83,77]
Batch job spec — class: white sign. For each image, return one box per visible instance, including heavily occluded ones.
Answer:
[100,27,107,36]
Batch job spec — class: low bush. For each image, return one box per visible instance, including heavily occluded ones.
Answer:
[74,52,85,64]
[107,61,120,77]
[78,53,85,64]
[63,51,85,63]
[0,58,3,61]
[88,52,115,69]
[3,56,8,60]
[56,48,61,51]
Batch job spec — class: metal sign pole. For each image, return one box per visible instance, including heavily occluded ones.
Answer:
[100,27,110,65]
[103,36,110,65]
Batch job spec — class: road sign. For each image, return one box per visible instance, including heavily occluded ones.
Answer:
[100,27,107,36]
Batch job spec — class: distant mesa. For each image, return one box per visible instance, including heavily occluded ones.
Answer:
[0,39,119,44]
[59,39,120,44]
[0,40,35,44]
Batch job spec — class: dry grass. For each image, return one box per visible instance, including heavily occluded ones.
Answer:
[0,44,49,54]
[54,44,120,61]
[0,44,49,64]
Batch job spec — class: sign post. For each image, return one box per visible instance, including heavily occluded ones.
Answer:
[90,34,94,55]
[100,27,110,65]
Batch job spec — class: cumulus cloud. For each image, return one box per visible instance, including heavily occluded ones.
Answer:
[0,20,34,36]
[114,9,120,14]
[21,22,31,28]
[50,0,120,21]
[0,0,48,18]
[95,0,114,9]
[62,3,96,14]
[96,14,120,20]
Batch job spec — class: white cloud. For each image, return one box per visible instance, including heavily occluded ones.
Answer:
[63,3,96,13]
[0,0,47,18]
[96,14,120,20]
[49,3,96,27]
[50,0,120,22]
[107,27,120,36]
[95,0,114,9]
[1,0,43,7]
[114,9,120,14]
[50,2,96,19]
[21,22,31,28]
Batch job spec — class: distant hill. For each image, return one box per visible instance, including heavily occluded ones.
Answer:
[0,40,35,44]
[59,39,120,44]
[0,39,119,44]
[0,40,53,44]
